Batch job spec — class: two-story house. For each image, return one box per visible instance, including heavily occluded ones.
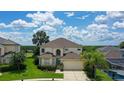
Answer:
[38,38,83,70]
[0,37,20,64]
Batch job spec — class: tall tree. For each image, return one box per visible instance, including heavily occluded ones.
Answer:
[120,41,124,48]
[32,31,49,46]
[82,51,109,78]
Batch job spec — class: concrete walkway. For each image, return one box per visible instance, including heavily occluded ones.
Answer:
[56,70,90,81]
[63,71,89,81]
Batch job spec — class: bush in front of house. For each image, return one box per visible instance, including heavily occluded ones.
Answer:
[37,65,56,71]
[95,69,113,81]
[1,64,26,72]
[57,63,64,71]
[34,56,39,65]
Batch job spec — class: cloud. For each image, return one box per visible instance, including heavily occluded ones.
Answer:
[0,23,7,29]
[94,11,124,24]
[107,11,124,19]
[112,21,124,29]
[95,15,107,23]
[86,23,108,31]
[26,11,64,26]
[9,19,37,30]
[76,15,89,20]
[33,25,56,33]
[64,12,75,17]
[0,31,33,45]
[61,24,124,45]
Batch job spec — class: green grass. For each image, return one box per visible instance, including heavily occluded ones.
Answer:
[0,53,63,81]
[95,69,113,81]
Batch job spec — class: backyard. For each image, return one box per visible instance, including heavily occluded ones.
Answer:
[0,53,63,81]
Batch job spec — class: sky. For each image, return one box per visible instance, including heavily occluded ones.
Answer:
[0,11,124,45]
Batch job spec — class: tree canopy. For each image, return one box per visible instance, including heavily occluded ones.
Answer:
[81,50,109,78]
[120,41,124,48]
[32,31,49,46]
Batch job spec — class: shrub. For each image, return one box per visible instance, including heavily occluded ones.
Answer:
[37,65,41,69]
[95,69,112,81]
[1,64,26,72]
[57,63,64,71]
[34,56,39,65]
[37,65,56,71]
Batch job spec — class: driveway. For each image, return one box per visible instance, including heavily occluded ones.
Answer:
[63,71,89,81]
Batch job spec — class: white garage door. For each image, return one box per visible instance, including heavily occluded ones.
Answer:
[63,59,83,70]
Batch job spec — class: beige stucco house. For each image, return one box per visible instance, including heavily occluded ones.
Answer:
[0,37,20,64]
[38,38,83,70]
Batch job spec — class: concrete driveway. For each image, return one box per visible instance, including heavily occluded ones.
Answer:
[63,71,89,81]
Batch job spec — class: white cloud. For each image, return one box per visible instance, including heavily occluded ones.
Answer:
[64,12,74,17]
[33,25,56,33]
[95,15,107,23]
[76,15,89,20]
[0,31,33,45]
[9,19,37,30]
[86,23,108,31]
[107,11,124,19]
[0,23,7,29]
[26,11,64,26]
[112,21,124,29]
[62,24,124,45]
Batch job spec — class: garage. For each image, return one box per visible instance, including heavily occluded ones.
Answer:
[62,59,83,70]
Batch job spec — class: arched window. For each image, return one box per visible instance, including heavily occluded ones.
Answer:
[41,48,45,53]
[56,49,61,56]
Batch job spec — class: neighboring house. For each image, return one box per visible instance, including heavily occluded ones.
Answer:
[97,46,124,70]
[98,46,123,58]
[38,38,83,70]
[0,37,20,64]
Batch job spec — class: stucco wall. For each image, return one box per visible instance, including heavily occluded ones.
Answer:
[39,57,56,66]
[0,45,4,56]
[63,48,82,54]
[4,45,20,53]
[40,47,82,56]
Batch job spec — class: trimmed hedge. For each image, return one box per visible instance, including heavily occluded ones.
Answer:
[37,65,56,71]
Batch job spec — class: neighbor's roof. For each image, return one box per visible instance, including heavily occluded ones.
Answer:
[98,46,122,58]
[39,52,55,58]
[97,46,118,53]
[0,37,20,45]
[42,38,82,48]
[61,52,80,59]
[107,58,124,67]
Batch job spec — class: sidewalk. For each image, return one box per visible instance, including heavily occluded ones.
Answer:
[16,78,63,81]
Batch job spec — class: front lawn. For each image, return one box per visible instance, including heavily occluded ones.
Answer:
[0,53,63,81]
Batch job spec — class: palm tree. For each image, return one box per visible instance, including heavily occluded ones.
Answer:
[32,31,49,47]
[82,51,109,78]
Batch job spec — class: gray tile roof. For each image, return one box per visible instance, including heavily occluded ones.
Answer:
[61,52,80,59]
[42,38,82,48]
[0,37,20,45]
[98,46,123,58]
[107,58,124,67]
[39,52,55,58]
